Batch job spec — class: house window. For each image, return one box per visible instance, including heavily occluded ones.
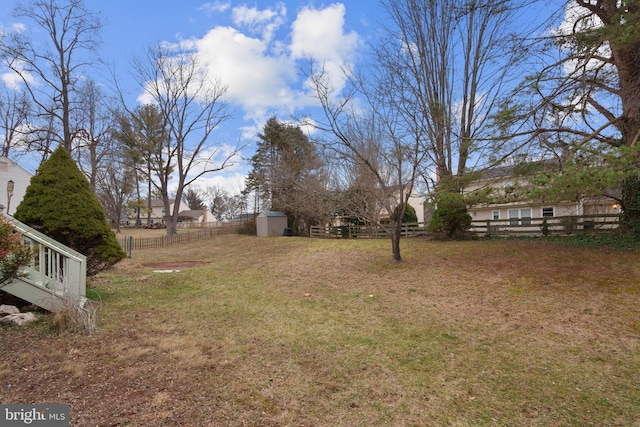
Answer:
[542,207,554,217]
[509,209,519,226]
[509,208,532,226]
[492,210,500,220]
[521,208,532,226]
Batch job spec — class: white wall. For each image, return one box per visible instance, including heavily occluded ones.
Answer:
[407,194,425,223]
[256,214,287,237]
[0,157,32,216]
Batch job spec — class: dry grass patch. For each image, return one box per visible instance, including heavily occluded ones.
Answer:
[1,235,640,426]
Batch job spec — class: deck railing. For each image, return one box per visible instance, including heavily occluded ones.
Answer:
[1,213,87,312]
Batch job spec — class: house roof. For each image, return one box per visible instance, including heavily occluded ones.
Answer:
[469,159,560,181]
[149,199,180,207]
[178,210,203,219]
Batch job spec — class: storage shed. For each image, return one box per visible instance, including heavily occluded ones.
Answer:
[256,211,288,237]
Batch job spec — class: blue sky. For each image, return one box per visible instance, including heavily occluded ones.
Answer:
[1,1,574,198]
[0,0,381,195]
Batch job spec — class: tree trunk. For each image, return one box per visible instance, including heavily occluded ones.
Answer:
[390,222,403,262]
[147,167,152,225]
[135,180,142,227]
[165,215,177,236]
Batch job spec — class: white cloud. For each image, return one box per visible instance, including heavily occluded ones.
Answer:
[0,23,32,90]
[1,60,37,90]
[190,26,299,112]
[153,3,362,144]
[290,4,360,63]
[199,1,231,15]
[553,2,610,72]
[290,4,361,98]
[552,1,602,38]
[550,1,614,119]
[1,71,24,90]
[232,3,286,42]
[195,171,248,196]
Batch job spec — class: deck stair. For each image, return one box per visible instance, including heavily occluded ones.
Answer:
[1,213,87,312]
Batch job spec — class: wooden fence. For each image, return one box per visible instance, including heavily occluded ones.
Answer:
[310,222,427,239]
[118,223,240,256]
[469,214,620,237]
[310,215,620,239]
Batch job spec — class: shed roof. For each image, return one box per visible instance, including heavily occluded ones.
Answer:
[258,211,286,217]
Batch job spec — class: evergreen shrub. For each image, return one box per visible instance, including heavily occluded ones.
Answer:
[14,147,126,275]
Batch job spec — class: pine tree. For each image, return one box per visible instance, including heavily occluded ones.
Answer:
[14,146,126,275]
[245,117,325,234]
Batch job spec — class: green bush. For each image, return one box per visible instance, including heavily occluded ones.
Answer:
[394,203,418,223]
[620,176,640,239]
[0,215,37,287]
[427,192,472,239]
[14,147,126,275]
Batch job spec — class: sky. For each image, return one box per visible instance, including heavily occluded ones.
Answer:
[0,0,576,201]
[0,0,381,197]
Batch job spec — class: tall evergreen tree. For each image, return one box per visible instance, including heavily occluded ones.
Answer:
[182,187,205,210]
[246,117,326,234]
[14,146,125,275]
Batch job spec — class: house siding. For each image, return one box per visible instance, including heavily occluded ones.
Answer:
[0,157,32,216]
[462,165,621,234]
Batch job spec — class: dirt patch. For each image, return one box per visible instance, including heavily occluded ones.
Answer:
[141,261,209,269]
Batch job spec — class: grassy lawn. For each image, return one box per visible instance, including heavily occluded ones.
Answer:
[2,235,640,426]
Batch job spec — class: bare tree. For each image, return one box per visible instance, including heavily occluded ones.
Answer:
[203,184,230,221]
[0,0,102,153]
[95,152,136,233]
[378,0,530,190]
[112,104,167,227]
[0,89,30,157]
[130,44,237,236]
[307,63,426,262]
[71,79,117,192]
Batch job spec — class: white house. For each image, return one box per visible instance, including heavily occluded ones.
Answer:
[462,163,621,233]
[125,199,192,227]
[0,157,32,216]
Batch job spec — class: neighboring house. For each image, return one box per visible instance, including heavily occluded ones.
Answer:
[332,190,426,227]
[0,157,32,216]
[462,163,620,233]
[407,193,426,224]
[178,206,209,224]
[125,199,191,226]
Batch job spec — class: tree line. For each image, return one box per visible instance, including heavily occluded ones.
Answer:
[1,0,639,263]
